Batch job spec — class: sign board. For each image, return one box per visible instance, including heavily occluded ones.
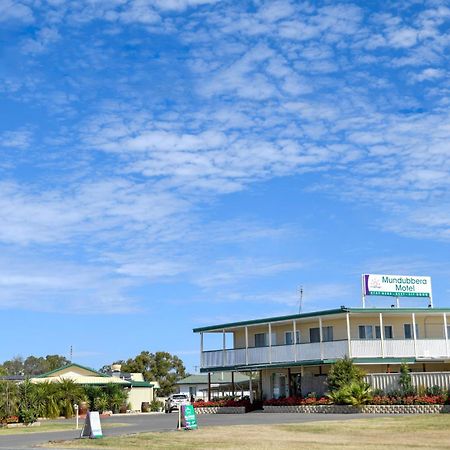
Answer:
[363,274,432,297]
[80,411,103,439]
[180,405,198,430]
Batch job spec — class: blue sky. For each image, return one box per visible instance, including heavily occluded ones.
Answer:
[1,0,450,373]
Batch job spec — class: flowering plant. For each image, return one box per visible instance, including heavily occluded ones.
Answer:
[263,396,331,406]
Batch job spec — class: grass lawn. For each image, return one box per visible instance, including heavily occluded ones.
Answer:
[0,421,129,435]
[45,415,450,449]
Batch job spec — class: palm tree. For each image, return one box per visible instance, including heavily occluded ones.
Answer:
[34,382,60,419]
[56,379,84,418]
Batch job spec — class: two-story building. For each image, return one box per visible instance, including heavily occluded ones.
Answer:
[194,307,450,399]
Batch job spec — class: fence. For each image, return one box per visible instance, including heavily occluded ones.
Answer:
[364,371,450,393]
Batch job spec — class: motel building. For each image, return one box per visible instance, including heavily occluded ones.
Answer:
[193,275,450,400]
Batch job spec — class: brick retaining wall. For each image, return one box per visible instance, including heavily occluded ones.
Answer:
[263,405,450,414]
[194,406,246,414]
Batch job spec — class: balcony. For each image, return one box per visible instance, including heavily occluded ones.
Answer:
[201,339,450,370]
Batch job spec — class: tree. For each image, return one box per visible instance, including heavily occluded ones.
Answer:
[121,351,187,396]
[3,356,24,375]
[44,355,70,372]
[327,356,365,392]
[1,354,70,376]
[0,381,19,421]
[399,362,414,395]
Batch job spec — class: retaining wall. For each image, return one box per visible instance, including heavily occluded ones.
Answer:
[194,406,246,414]
[262,404,450,414]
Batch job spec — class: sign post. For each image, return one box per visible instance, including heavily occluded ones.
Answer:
[74,404,79,430]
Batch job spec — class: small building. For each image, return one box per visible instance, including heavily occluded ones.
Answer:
[176,372,250,400]
[31,363,157,411]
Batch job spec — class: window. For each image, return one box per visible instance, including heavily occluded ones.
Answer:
[310,328,320,343]
[359,325,373,339]
[404,323,419,339]
[285,331,300,345]
[323,326,333,342]
[310,326,333,343]
[375,325,393,339]
[254,332,276,347]
[254,333,266,347]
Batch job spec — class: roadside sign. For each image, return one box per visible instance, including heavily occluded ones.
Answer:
[80,411,103,439]
[179,404,198,430]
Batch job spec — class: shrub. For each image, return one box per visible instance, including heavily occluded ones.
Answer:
[399,363,415,396]
[327,357,365,392]
[150,400,163,412]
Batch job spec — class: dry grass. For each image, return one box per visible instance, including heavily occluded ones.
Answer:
[0,421,128,435]
[45,415,450,449]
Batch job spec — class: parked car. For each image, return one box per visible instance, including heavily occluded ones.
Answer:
[164,394,190,413]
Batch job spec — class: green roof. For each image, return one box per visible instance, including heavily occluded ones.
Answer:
[130,381,154,388]
[176,373,249,385]
[193,308,347,332]
[193,307,450,333]
[35,363,108,378]
[199,357,421,373]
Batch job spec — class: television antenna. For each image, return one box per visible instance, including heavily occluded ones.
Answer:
[298,285,303,313]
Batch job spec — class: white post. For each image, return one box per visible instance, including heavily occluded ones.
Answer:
[74,404,79,430]
[245,326,249,365]
[268,323,272,364]
[178,405,182,430]
[379,313,385,358]
[346,313,352,358]
[412,313,417,358]
[319,317,324,360]
[222,329,226,367]
[443,313,449,357]
[361,274,366,308]
[200,332,204,369]
[293,320,297,362]
[249,371,254,404]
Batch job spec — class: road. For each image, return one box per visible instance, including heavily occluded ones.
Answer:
[0,411,381,449]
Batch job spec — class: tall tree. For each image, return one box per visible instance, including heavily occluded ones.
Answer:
[2,354,70,376]
[121,351,186,396]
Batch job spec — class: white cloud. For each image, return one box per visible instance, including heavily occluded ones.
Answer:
[0,0,34,23]
[0,129,32,149]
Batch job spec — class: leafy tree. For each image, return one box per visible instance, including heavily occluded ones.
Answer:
[1,354,70,376]
[121,351,187,396]
[18,380,38,424]
[399,362,414,395]
[45,355,70,372]
[327,356,365,392]
[0,381,19,421]
[3,356,24,376]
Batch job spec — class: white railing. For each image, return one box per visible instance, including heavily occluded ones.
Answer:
[351,340,383,358]
[201,339,449,369]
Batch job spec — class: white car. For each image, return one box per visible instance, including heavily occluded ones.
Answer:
[164,394,190,413]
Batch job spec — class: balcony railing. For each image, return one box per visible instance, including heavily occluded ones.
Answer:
[201,339,449,369]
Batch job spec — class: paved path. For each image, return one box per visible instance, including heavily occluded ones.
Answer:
[0,412,381,449]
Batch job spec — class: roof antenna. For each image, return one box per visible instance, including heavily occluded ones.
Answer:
[298,285,303,313]
[69,345,73,362]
